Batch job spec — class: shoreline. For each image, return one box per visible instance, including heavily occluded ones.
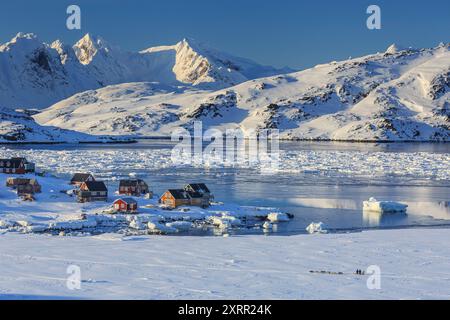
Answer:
[1,136,449,146]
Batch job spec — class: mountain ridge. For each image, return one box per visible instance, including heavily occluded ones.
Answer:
[0,32,291,109]
[34,42,450,142]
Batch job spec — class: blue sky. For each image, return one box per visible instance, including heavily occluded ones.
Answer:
[0,0,448,69]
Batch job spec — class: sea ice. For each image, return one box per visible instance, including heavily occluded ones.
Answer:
[306,222,328,234]
[267,212,290,223]
[363,198,408,213]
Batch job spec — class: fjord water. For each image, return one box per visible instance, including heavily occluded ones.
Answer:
[6,140,450,235]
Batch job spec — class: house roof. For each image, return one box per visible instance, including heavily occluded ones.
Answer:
[114,198,137,205]
[185,183,210,194]
[119,179,147,187]
[166,189,191,200]
[83,181,107,192]
[166,189,203,200]
[71,173,94,182]
[8,178,30,184]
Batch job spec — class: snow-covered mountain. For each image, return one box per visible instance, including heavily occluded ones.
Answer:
[0,32,291,110]
[35,43,450,142]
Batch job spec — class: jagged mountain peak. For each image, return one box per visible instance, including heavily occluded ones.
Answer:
[0,32,289,109]
[73,33,112,65]
[0,32,43,53]
[385,43,404,54]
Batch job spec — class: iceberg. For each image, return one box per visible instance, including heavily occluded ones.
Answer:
[363,198,408,213]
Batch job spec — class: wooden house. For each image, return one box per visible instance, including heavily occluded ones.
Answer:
[17,183,36,196]
[0,157,35,174]
[77,181,108,202]
[6,177,30,187]
[7,178,42,193]
[160,188,210,209]
[70,173,95,186]
[118,179,149,196]
[113,198,138,213]
[160,189,192,209]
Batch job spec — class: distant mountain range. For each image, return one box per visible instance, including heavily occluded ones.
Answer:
[0,33,449,142]
[0,32,291,110]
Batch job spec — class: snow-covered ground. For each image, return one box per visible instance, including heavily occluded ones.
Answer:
[1,228,449,299]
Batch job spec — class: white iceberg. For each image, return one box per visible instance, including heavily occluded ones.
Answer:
[209,215,242,229]
[267,212,290,223]
[166,221,193,231]
[363,198,408,213]
[147,221,177,234]
[306,222,328,234]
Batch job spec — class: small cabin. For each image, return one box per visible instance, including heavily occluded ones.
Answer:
[113,198,138,213]
[160,189,192,209]
[17,183,36,196]
[160,188,210,209]
[118,179,149,196]
[77,181,108,202]
[0,157,35,174]
[7,178,41,193]
[70,173,95,187]
[6,177,30,187]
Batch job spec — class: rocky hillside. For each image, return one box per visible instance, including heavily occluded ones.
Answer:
[35,43,450,142]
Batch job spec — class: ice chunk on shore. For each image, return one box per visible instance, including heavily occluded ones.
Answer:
[166,221,193,231]
[306,222,328,234]
[267,212,290,223]
[0,220,12,228]
[147,221,177,234]
[363,198,408,213]
[209,216,242,229]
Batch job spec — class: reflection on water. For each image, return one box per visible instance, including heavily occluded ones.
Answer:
[362,210,409,228]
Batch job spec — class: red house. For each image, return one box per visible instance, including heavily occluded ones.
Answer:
[113,198,138,213]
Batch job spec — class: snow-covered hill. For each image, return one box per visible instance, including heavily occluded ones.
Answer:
[0,108,128,143]
[35,43,450,142]
[0,33,290,110]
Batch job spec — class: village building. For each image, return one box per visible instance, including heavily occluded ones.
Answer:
[17,183,37,197]
[160,189,192,209]
[118,179,149,196]
[113,198,138,213]
[0,157,35,174]
[184,183,213,204]
[70,173,96,186]
[7,178,41,193]
[77,181,108,202]
[160,186,211,209]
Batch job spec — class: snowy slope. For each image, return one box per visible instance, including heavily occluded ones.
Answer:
[0,108,127,143]
[35,43,450,141]
[0,33,290,110]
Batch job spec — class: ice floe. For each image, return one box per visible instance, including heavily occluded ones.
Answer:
[306,222,328,234]
[363,197,408,213]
